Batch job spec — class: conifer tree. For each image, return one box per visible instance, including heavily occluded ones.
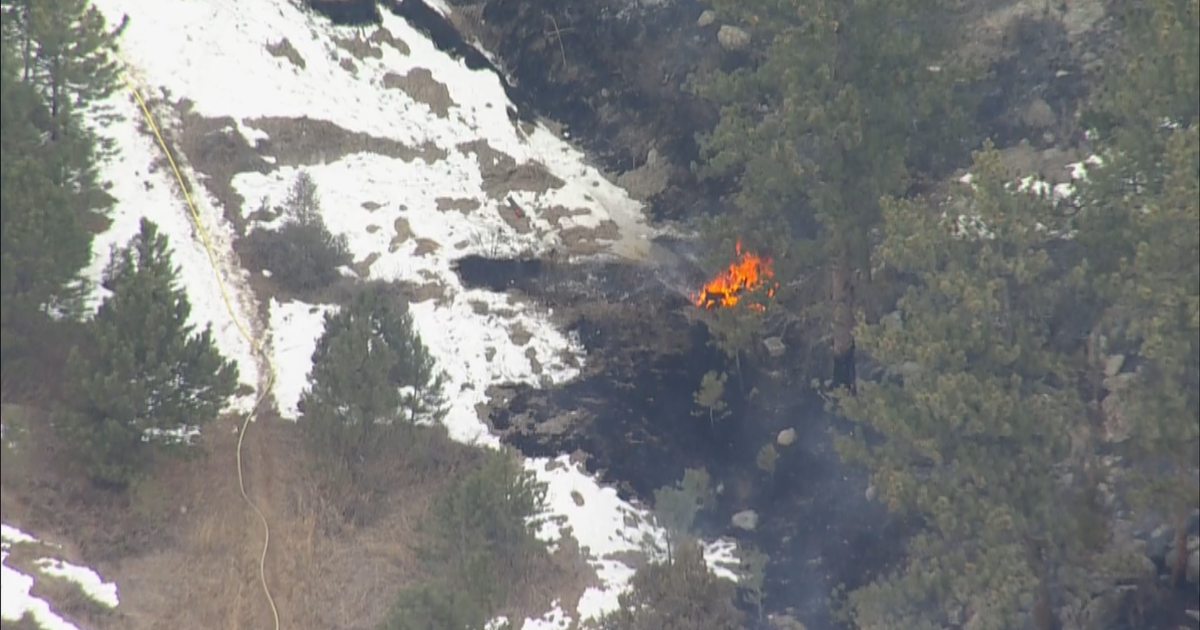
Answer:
[596,539,742,630]
[300,285,446,481]
[0,25,107,373]
[1077,0,1199,589]
[64,219,239,485]
[690,0,977,387]
[835,146,1110,629]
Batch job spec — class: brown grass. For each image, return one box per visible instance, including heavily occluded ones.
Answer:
[266,38,306,70]
[456,139,566,198]
[382,69,454,118]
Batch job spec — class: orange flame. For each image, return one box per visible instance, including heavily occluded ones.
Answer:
[693,240,777,310]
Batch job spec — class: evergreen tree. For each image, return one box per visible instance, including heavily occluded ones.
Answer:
[64,219,239,485]
[380,583,490,630]
[1077,0,1199,589]
[0,0,126,129]
[1111,125,1200,587]
[300,285,445,482]
[690,0,977,386]
[596,539,742,630]
[242,171,351,294]
[0,27,106,375]
[651,468,713,562]
[835,146,1111,629]
[422,450,546,595]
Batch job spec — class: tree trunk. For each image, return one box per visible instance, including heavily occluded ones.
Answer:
[831,247,857,392]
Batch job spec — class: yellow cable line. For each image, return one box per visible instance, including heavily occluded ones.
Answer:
[121,74,281,630]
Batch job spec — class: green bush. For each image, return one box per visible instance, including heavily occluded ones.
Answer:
[241,171,350,294]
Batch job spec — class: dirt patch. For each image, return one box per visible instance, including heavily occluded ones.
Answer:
[351,251,381,277]
[525,347,543,375]
[413,237,441,257]
[456,139,566,198]
[164,100,272,234]
[332,35,384,61]
[558,220,620,256]
[246,116,446,167]
[436,196,482,215]
[508,322,533,346]
[382,68,454,118]
[1,405,585,630]
[543,205,591,228]
[266,38,306,70]
[389,217,414,252]
[333,26,411,61]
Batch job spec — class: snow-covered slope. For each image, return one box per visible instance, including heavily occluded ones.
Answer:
[1,524,119,629]
[13,0,742,627]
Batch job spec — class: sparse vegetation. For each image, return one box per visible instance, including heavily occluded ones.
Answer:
[692,370,730,426]
[62,219,239,486]
[241,171,352,295]
[651,467,713,562]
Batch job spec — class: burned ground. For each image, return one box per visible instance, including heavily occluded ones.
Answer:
[453,254,907,628]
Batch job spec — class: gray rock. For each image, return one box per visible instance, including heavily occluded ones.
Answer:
[732,509,759,531]
[1104,354,1125,377]
[763,336,786,358]
[697,10,716,27]
[1022,98,1057,130]
[776,427,797,447]
[865,485,878,502]
[717,25,750,52]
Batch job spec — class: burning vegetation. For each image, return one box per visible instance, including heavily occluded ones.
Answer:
[693,240,778,310]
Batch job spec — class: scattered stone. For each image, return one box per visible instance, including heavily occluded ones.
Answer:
[763,336,786,358]
[717,25,750,52]
[776,428,797,447]
[1104,354,1125,377]
[732,509,759,531]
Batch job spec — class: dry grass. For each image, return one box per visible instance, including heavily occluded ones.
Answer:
[266,38,307,70]
[456,139,566,198]
[382,69,454,118]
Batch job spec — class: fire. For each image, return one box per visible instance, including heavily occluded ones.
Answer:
[693,240,777,310]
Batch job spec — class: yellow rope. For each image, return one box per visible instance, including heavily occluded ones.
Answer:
[121,74,281,630]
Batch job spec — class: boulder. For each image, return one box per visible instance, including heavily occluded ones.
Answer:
[717,25,750,52]
[732,509,759,531]
[697,10,716,27]
[776,427,797,447]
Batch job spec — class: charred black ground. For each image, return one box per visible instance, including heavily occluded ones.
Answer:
[454,254,905,629]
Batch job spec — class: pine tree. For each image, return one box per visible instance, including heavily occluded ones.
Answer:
[64,219,239,485]
[835,146,1109,629]
[0,29,103,374]
[690,0,978,387]
[596,539,742,630]
[300,285,446,481]
[419,450,546,614]
[1076,0,1199,590]
[1,0,125,128]
[1112,125,1200,587]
